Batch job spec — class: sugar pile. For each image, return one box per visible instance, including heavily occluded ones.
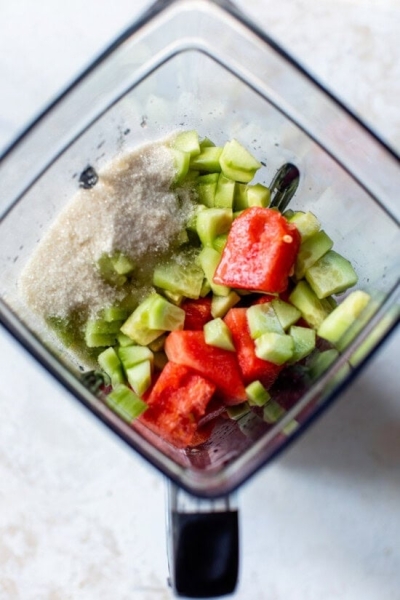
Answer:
[19,138,192,319]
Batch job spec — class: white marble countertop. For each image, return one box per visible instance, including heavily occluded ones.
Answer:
[0,1,399,599]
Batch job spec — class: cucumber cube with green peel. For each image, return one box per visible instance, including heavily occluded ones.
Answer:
[120,295,165,346]
[198,246,231,296]
[102,306,131,322]
[163,289,184,306]
[196,173,219,207]
[212,233,228,254]
[190,147,223,172]
[204,318,236,351]
[219,139,262,183]
[148,333,167,352]
[196,208,232,247]
[305,250,358,299]
[85,331,118,348]
[146,295,185,331]
[289,325,316,362]
[227,402,251,420]
[214,174,236,208]
[245,380,271,407]
[287,211,321,240]
[200,278,212,298]
[211,290,241,318]
[295,230,334,280]
[199,137,216,149]
[246,183,271,208]
[105,384,147,422]
[118,345,154,369]
[255,332,294,365]
[126,360,152,397]
[317,290,371,345]
[98,347,125,387]
[173,130,201,156]
[246,303,285,339]
[85,318,124,336]
[153,259,204,299]
[233,183,248,210]
[171,148,190,184]
[270,299,301,330]
[289,280,332,329]
[116,332,135,347]
[307,348,339,380]
[263,400,286,424]
[186,204,207,232]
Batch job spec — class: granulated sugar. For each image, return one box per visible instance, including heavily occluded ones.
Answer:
[19,137,193,320]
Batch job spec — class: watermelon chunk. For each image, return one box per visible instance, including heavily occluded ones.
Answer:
[182,297,212,330]
[213,207,301,293]
[224,307,283,388]
[139,361,216,448]
[165,330,247,405]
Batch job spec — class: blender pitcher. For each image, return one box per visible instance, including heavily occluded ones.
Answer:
[0,0,399,596]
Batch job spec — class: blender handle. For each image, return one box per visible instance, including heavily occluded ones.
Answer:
[166,480,240,598]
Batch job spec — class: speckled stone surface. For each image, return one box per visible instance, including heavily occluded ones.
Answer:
[0,1,399,599]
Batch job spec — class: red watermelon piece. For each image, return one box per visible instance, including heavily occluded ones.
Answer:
[139,361,216,448]
[224,307,283,388]
[165,330,247,405]
[182,297,212,330]
[213,207,301,294]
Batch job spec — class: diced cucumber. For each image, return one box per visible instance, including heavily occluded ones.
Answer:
[153,258,204,299]
[196,208,232,247]
[102,306,131,322]
[148,333,167,352]
[255,332,294,365]
[307,349,339,380]
[85,331,117,348]
[126,359,152,397]
[186,204,207,232]
[196,173,219,207]
[118,345,154,369]
[171,148,190,184]
[246,303,284,339]
[287,211,320,240]
[198,246,230,296]
[173,130,201,156]
[200,278,212,297]
[85,319,124,336]
[163,290,184,306]
[214,174,236,208]
[233,183,248,210]
[98,347,125,387]
[105,384,147,422]
[263,400,285,424]
[289,325,316,362]
[146,295,185,331]
[219,139,262,183]
[317,290,371,345]
[212,233,228,254]
[305,250,358,299]
[116,332,135,347]
[199,137,216,149]
[120,294,165,346]
[190,147,223,172]
[270,299,301,331]
[96,254,127,287]
[204,318,236,351]
[226,402,251,420]
[289,280,331,329]
[211,290,241,318]
[282,420,300,436]
[294,230,333,280]
[246,183,271,208]
[111,252,135,276]
[245,380,271,407]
